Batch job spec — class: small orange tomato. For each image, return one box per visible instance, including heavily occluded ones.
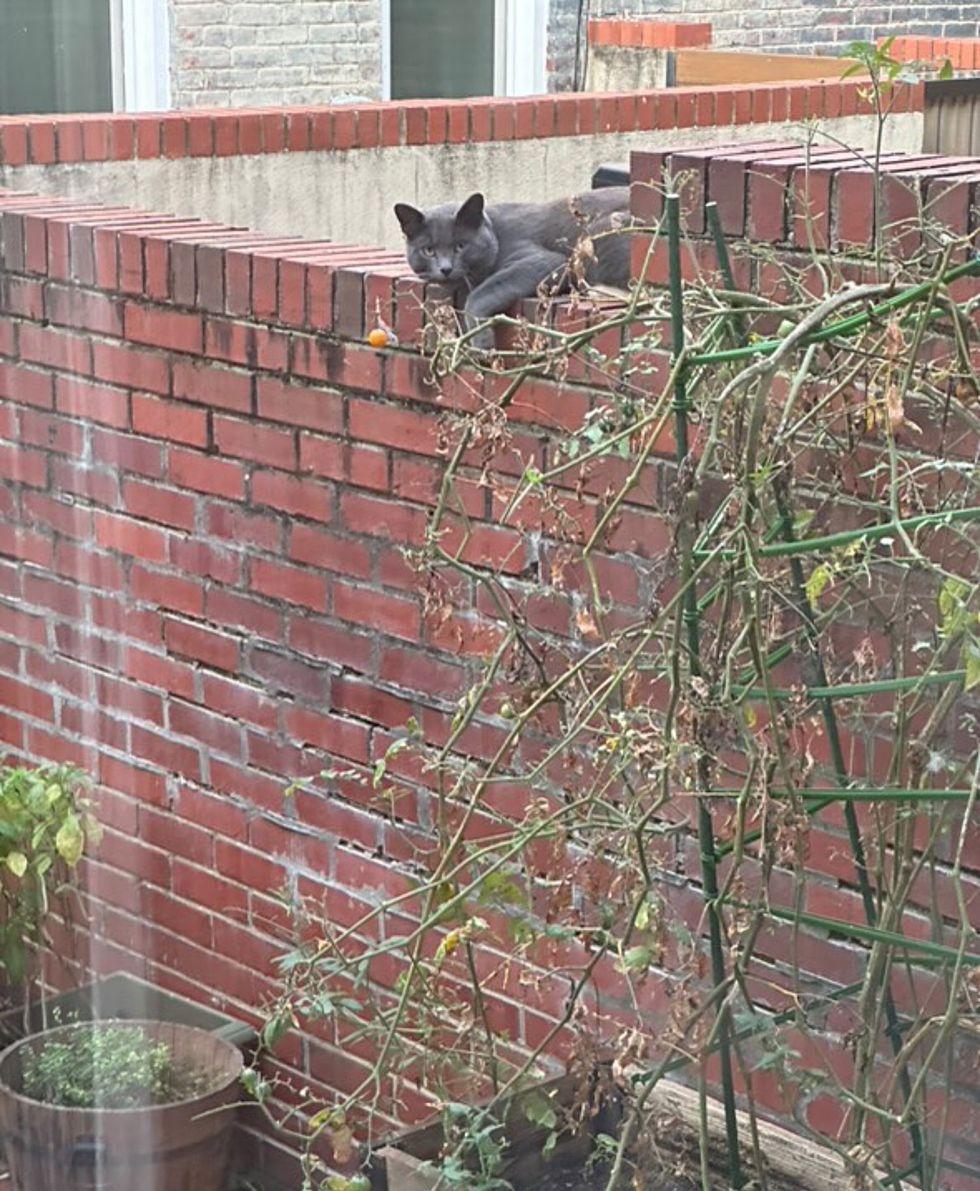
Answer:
[367,327,389,348]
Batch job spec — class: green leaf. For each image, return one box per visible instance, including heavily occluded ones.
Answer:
[964,640,980,692]
[262,1012,292,1050]
[240,1066,270,1104]
[522,1090,558,1131]
[805,563,833,606]
[1,937,26,982]
[939,577,970,637]
[474,871,527,908]
[309,1107,340,1132]
[620,945,653,973]
[54,814,84,866]
[5,851,27,878]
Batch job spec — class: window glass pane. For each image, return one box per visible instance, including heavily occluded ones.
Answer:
[390,0,495,100]
[0,0,112,115]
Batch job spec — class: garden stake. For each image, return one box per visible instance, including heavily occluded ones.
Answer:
[708,214,935,1188]
[666,193,744,1191]
[704,216,943,1191]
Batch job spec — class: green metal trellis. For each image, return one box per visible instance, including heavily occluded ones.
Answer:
[663,195,980,1190]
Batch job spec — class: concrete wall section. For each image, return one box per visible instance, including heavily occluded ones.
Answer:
[0,113,923,252]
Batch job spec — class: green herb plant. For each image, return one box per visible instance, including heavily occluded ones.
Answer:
[20,1021,210,1109]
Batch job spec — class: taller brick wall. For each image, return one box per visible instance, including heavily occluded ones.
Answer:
[0,86,976,1188]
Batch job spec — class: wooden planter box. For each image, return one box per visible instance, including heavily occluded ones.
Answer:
[372,1067,912,1191]
[372,1070,608,1190]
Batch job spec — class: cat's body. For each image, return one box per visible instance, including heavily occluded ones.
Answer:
[394,188,632,347]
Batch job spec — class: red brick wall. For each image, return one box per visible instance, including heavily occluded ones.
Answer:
[890,34,980,71]
[588,19,712,48]
[0,125,977,1187]
[0,182,663,1181]
[630,139,980,264]
[0,78,910,169]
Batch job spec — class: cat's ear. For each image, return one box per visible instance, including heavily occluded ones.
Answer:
[394,203,425,239]
[455,193,486,230]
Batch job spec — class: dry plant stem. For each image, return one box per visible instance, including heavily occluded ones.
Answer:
[253,197,979,1191]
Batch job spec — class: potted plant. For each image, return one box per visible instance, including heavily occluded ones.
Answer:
[0,1017,243,1191]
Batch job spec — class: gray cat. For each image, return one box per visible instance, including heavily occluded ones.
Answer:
[393,188,633,348]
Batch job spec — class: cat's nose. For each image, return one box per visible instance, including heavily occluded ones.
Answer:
[440,265,453,278]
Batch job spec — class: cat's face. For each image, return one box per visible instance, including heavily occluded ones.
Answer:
[394,193,498,286]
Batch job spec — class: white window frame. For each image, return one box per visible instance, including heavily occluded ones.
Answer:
[381,0,547,102]
[495,0,548,96]
[110,0,171,111]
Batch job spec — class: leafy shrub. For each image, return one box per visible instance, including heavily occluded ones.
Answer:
[0,764,100,983]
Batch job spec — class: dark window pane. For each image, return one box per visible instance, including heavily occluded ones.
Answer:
[1,0,112,115]
[390,0,495,100]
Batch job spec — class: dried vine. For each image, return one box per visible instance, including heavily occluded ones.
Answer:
[250,101,980,1191]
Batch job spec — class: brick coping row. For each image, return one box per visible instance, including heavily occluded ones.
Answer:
[587,19,712,49]
[0,78,915,171]
[8,127,975,351]
[588,20,980,69]
[0,188,416,349]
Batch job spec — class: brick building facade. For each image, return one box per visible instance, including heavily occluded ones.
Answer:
[168,1,980,108]
[170,0,383,108]
[1,1,977,115]
[550,0,980,89]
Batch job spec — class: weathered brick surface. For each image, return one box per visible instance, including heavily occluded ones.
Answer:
[552,1,980,89]
[170,0,383,108]
[1,131,978,1187]
[0,78,903,169]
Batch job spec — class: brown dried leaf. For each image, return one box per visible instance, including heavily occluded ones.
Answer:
[884,318,905,359]
[329,1124,355,1166]
[885,383,905,431]
[575,605,599,639]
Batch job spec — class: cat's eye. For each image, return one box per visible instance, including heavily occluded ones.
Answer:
[454,243,466,253]
[420,246,435,257]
